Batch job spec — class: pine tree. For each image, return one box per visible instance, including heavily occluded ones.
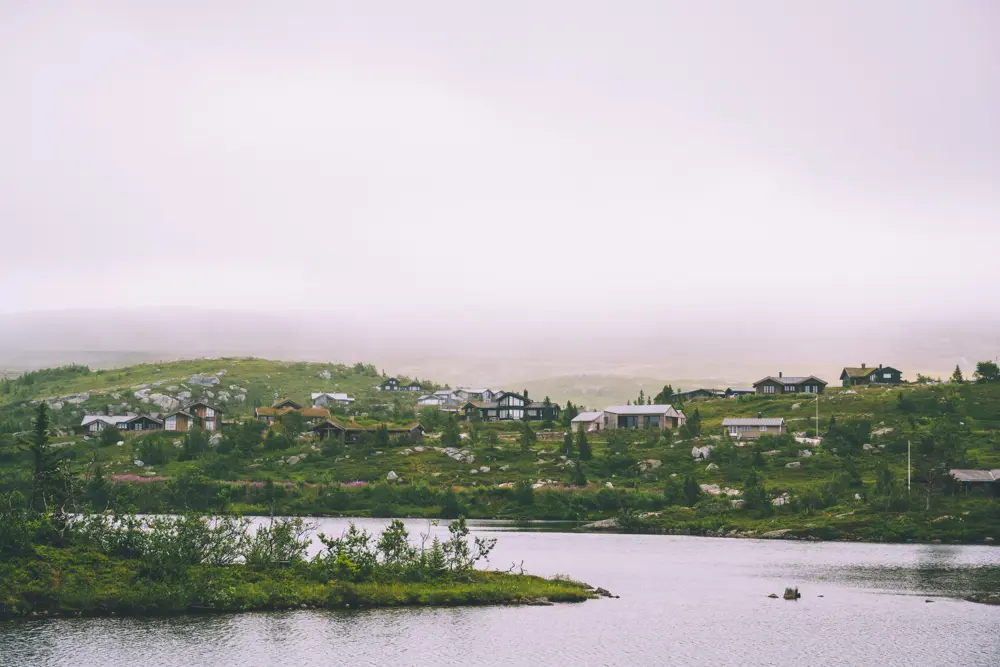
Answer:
[518,421,537,452]
[637,389,645,406]
[563,431,574,457]
[951,365,965,384]
[572,460,588,487]
[28,402,66,512]
[653,384,674,404]
[577,429,592,461]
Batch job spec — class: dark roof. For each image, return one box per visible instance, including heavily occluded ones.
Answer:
[187,400,222,413]
[753,375,827,387]
[273,398,302,409]
[123,414,164,425]
[165,410,195,419]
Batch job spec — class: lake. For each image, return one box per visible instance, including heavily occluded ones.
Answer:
[2,518,999,666]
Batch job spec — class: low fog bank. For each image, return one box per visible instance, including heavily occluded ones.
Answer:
[1,309,996,391]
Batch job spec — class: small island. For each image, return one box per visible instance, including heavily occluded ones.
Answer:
[0,500,596,619]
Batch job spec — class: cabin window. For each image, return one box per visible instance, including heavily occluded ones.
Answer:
[205,407,214,417]
[763,385,775,394]
[784,385,795,392]
[165,416,176,430]
[760,425,767,431]
[883,373,891,380]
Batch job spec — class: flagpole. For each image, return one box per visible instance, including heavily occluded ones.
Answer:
[907,440,911,494]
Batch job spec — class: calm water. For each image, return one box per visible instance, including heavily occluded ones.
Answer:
[2,518,999,667]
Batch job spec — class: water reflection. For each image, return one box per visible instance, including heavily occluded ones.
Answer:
[2,529,999,667]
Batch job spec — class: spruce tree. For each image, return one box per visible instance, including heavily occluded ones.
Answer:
[563,431,574,457]
[577,429,592,461]
[951,365,964,384]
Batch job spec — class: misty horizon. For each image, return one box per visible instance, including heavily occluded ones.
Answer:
[2,2,999,390]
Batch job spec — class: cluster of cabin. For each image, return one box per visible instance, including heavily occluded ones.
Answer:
[78,401,222,435]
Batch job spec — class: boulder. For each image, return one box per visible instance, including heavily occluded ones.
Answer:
[287,455,301,466]
[318,370,332,380]
[148,393,181,412]
[178,391,192,401]
[386,471,399,482]
[785,461,801,468]
[413,446,425,452]
[479,466,490,473]
[700,483,721,495]
[706,463,719,471]
[469,469,478,474]
[166,386,179,392]
[792,402,801,410]
[216,369,227,376]
[133,460,145,467]
[209,433,222,446]
[216,391,232,402]
[499,464,509,471]
[605,482,614,490]
[189,374,220,386]
[798,450,812,457]
[204,391,215,398]
[862,443,874,451]
[48,401,64,411]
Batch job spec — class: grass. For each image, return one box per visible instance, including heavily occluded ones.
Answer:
[2,359,1000,544]
[0,546,594,619]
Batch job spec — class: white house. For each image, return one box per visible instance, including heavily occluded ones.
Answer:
[602,405,686,431]
[571,411,604,433]
[416,390,463,411]
[79,414,134,433]
[311,392,355,408]
[454,387,499,402]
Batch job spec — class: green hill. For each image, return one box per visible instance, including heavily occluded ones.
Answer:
[2,359,999,543]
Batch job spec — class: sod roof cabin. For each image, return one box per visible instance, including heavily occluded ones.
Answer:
[840,364,903,387]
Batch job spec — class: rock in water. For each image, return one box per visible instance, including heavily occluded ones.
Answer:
[768,594,779,599]
[783,587,801,600]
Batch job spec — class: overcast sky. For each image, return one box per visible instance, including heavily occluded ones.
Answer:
[2,1,998,330]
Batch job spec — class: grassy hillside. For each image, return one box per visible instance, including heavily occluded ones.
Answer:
[0,357,436,434]
[1,359,999,542]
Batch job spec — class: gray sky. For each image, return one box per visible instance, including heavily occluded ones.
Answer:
[2,1,999,330]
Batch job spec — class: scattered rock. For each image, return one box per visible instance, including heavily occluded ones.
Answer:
[798,450,812,457]
[178,391,192,401]
[216,369,227,376]
[116,441,124,447]
[48,401,64,411]
[785,461,801,468]
[706,463,719,471]
[594,587,618,598]
[768,593,779,599]
[499,465,509,471]
[133,460,145,467]
[189,374,220,386]
[413,446,425,453]
[286,455,301,466]
[862,443,874,451]
[985,537,995,543]
[691,445,714,460]
[386,471,398,482]
[148,393,181,412]
[605,482,614,490]
[469,469,478,475]
[63,393,90,405]
[791,402,801,410]
[318,369,332,380]
[479,466,490,473]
